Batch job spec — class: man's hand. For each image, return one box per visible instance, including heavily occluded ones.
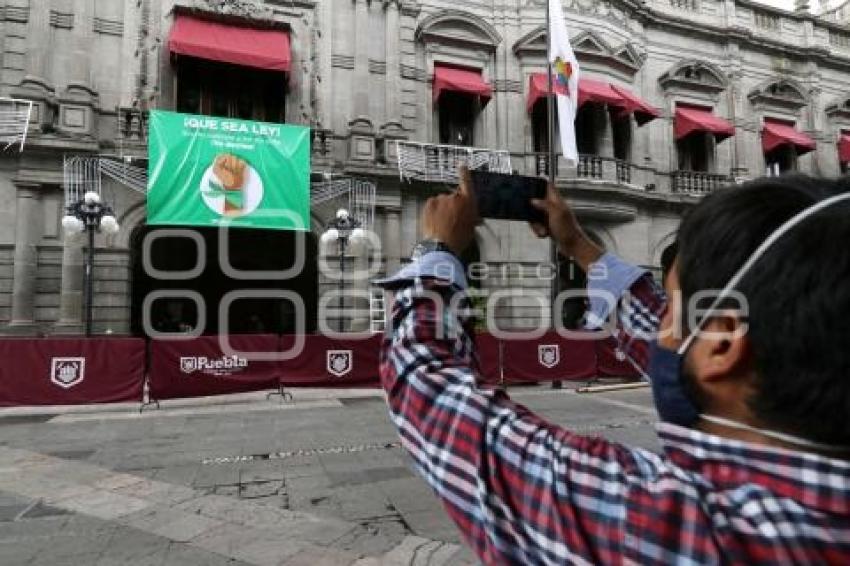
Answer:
[421,167,479,256]
[530,182,603,270]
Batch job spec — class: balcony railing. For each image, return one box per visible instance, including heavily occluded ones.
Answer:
[616,160,631,184]
[395,141,512,183]
[577,155,603,179]
[535,154,632,184]
[671,171,731,194]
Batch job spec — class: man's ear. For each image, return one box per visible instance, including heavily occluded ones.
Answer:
[689,312,752,384]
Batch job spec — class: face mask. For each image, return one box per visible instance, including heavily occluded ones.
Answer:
[648,190,850,450]
[647,341,700,426]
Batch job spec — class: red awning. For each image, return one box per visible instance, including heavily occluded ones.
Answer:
[169,15,291,72]
[610,85,660,125]
[674,106,735,141]
[577,78,624,108]
[433,65,492,104]
[527,73,552,112]
[839,134,850,163]
[527,74,658,126]
[762,120,816,155]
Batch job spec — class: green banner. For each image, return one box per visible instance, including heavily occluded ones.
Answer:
[147,110,310,231]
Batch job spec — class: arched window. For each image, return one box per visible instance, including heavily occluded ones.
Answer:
[417,11,500,147]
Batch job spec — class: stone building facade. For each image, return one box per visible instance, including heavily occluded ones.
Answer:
[1,0,850,336]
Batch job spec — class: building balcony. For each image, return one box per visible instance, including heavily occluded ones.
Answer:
[528,153,735,196]
[394,141,513,183]
[670,170,732,195]
[532,153,641,187]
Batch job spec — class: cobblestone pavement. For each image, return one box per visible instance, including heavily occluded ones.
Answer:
[0,385,658,565]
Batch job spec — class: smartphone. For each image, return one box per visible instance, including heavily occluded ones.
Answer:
[470,171,547,224]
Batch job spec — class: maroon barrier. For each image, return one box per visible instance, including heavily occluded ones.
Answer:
[148,334,280,400]
[475,333,501,385]
[501,332,598,384]
[0,337,145,406]
[279,334,384,387]
[595,338,642,379]
[279,334,382,386]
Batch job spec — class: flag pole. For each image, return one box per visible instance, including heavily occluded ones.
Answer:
[545,0,562,387]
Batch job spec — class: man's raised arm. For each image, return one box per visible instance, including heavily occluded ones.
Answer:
[376,170,659,563]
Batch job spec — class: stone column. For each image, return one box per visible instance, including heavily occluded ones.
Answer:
[384,208,401,273]
[9,184,43,332]
[384,0,401,123]
[55,234,85,332]
[353,0,371,117]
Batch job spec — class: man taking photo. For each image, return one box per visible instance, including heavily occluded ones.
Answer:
[377,169,850,564]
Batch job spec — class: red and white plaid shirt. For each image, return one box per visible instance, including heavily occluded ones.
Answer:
[378,253,850,564]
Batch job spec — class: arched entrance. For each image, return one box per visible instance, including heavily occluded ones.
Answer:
[130,225,318,336]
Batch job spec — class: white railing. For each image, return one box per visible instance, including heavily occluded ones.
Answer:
[63,156,148,205]
[0,97,33,152]
[311,177,377,230]
[395,141,512,183]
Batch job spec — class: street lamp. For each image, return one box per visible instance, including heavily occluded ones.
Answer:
[61,191,120,336]
[320,208,366,332]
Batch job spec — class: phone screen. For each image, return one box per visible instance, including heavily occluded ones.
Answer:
[470,171,547,224]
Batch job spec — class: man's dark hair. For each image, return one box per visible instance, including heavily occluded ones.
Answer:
[660,242,678,284]
[676,174,850,445]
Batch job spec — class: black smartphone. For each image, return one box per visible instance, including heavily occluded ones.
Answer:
[470,171,547,224]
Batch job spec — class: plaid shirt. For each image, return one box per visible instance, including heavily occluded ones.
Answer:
[378,253,850,565]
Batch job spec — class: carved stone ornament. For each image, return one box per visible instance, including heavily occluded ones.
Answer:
[190,0,273,20]
[747,79,808,111]
[825,96,850,121]
[659,60,728,96]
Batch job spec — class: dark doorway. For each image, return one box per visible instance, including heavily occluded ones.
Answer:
[438,92,476,146]
[130,226,318,336]
[612,113,631,162]
[677,132,713,172]
[175,56,287,123]
[765,145,797,176]
[575,104,600,156]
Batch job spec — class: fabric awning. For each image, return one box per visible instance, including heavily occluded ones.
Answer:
[169,15,291,72]
[674,106,735,141]
[610,85,660,125]
[577,78,624,108]
[527,74,658,126]
[433,65,492,104]
[839,134,850,163]
[762,120,816,155]
[527,73,554,112]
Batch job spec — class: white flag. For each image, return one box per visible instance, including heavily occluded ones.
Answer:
[548,0,581,166]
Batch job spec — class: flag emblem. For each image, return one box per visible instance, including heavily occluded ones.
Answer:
[552,57,572,96]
